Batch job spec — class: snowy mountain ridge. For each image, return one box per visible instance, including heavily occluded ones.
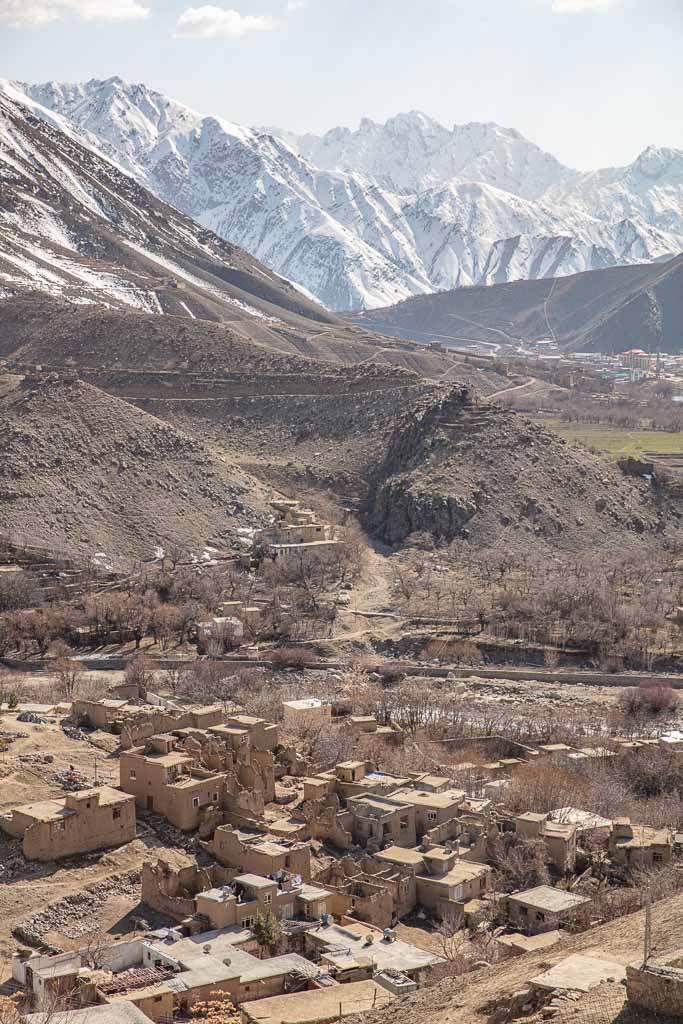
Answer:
[6,77,683,311]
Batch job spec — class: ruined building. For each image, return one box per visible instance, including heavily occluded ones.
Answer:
[119,716,278,831]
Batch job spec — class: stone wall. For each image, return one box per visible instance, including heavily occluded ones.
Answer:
[627,957,683,1017]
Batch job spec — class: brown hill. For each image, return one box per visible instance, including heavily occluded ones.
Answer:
[366,387,677,550]
[0,374,272,564]
[350,254,683,354]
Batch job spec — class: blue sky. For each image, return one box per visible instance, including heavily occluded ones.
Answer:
[1,0,681,169]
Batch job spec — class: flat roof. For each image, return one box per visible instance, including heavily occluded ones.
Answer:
[241,979,393,1024]
[239,953,318,984]
[23,1004,152,1024]
[550,808,612,829]
[349,794,406,815]
[283,699,325,710]
[375,846,425,867]
[308,922,443,973]
[530,955,626,993]
[510,885,591,913]
[297,883,332,902]
[14,785,119,823]
[414,774,450,789]
[235,873,278,890]
[251,839,291,856]
[135,750,193,766]
[418,860,490,886]
[148,926,254,962]
[497,931,562,954]
[388,787,465,809]
[11,799,74,822]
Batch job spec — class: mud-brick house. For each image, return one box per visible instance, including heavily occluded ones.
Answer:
[210,824,312,881]
[0,786,135,861]
[507,885,591,935]
[119,734,227,830]
[609,818,673,869]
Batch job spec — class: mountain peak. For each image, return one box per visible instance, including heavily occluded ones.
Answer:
[630,144,683,183]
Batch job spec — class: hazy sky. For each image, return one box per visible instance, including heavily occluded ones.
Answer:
[1,0,682,169]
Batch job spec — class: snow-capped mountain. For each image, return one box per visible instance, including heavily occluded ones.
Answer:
[0,84,334,335]
[285,112,573,200]
[8,78,683,311]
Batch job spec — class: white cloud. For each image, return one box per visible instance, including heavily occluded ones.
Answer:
[551,0,612,12]
[175,4,277,38]
[286,0,305,11]
[0,0,149,25]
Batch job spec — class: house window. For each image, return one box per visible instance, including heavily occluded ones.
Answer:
[113,808,121,820]
[400,817,409,830]
[86,802,91,809]
[520,906,527,916]
[243,917,254,928]
[264,894,272,905]
[537,912,545,922]
[129,770,136,780]
[54,821,66,832]
[653,852,662,863]
[192,797,199,808]
[427,811,438,823]
[153,997,163,1004]
[212,793,219,802]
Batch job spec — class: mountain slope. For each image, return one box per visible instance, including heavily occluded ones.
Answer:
[350,254,683,354]
[0,84,342,343]
[0,374,272,563]
[15,79,683,311]
[17,78,430,311]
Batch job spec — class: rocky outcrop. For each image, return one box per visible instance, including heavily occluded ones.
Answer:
[365,385,678,550]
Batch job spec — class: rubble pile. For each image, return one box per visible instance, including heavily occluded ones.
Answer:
[14,870,141,947]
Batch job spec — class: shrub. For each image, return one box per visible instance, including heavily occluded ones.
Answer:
[621,682,679,718]
[269,646,320,670]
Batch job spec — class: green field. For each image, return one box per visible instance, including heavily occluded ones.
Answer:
[536,419,683,459]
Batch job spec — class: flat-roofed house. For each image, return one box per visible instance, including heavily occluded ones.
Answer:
[347,794,417,849]
[387,787,466,837]
[0,786,135,861]
[374,844,491,919]
[282,698,331,730]
[211,824,312,880]
[609,818,673,868]
[120,735,226,831]
[515,812,577,873]
[240,979,394,1024]
[305,920,444,983]
[507,885,591,934]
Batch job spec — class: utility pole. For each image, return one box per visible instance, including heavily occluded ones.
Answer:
[643,889,652,966]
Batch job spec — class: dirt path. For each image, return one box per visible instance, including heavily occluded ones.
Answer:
[486,376,538,402]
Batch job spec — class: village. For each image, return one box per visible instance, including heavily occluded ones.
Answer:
[1,651,683,1024]
[1,501,683,1024]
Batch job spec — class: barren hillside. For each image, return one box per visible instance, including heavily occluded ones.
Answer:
[350,254,683,354]
[347,891,683,1024]
[366,387,677,550]
[0,374,272,563]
